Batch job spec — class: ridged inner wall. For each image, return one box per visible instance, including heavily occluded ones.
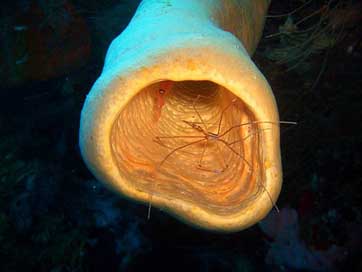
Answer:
[111,80,265,215]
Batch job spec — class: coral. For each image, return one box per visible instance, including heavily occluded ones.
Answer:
[259,207,344,271]
[263,1,362,72]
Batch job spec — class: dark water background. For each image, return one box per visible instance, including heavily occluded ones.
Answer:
[0,0,361,271]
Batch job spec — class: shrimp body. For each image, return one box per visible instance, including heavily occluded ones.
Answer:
[154,80,173,121]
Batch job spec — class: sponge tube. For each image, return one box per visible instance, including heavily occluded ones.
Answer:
[79,0,281,232]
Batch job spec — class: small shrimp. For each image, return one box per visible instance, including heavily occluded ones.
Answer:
[154,80,173,122]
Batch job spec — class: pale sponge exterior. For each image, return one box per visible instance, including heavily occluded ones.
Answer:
[79,0,281,232]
